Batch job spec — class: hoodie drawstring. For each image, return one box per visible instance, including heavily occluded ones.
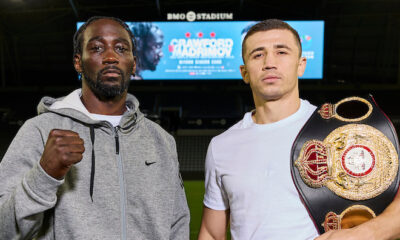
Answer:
[89,125,95,202]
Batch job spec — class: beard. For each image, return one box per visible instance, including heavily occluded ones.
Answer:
[144,57,157,71]
[141,53,158,71]
[82,65,131,100]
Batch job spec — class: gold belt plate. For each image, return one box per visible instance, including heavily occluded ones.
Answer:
[323,205,376,232]
[296,124,398,200]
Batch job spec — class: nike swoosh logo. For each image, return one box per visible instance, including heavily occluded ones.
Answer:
[145,161,156,166]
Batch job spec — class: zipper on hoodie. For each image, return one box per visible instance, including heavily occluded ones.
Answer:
[114,126,127,240]
[115,127,120,154]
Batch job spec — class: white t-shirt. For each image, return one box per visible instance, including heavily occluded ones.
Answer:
[203,99,319,240]
[89,113,122,127]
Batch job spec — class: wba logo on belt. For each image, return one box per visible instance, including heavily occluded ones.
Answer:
[291,96,400,234]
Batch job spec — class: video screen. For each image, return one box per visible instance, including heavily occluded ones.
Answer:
[77,20,324,80]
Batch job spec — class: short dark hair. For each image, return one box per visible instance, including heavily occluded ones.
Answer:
[73,16,136,59]
[241,19,302,62]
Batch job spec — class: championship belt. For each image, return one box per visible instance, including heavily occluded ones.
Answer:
[291,95,400,234]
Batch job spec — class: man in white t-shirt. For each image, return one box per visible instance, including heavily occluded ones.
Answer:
[198,19,400,240]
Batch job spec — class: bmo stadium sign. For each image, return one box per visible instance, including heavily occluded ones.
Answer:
[167,11,233,21]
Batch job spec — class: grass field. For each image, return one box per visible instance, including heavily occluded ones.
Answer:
[184,180,205,240]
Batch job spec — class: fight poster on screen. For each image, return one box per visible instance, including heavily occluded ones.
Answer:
[77,21,324,80]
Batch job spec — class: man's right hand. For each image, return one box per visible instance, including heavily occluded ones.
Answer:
[40,129,85,180]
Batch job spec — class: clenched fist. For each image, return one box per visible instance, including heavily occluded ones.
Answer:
[40,129,85,180]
